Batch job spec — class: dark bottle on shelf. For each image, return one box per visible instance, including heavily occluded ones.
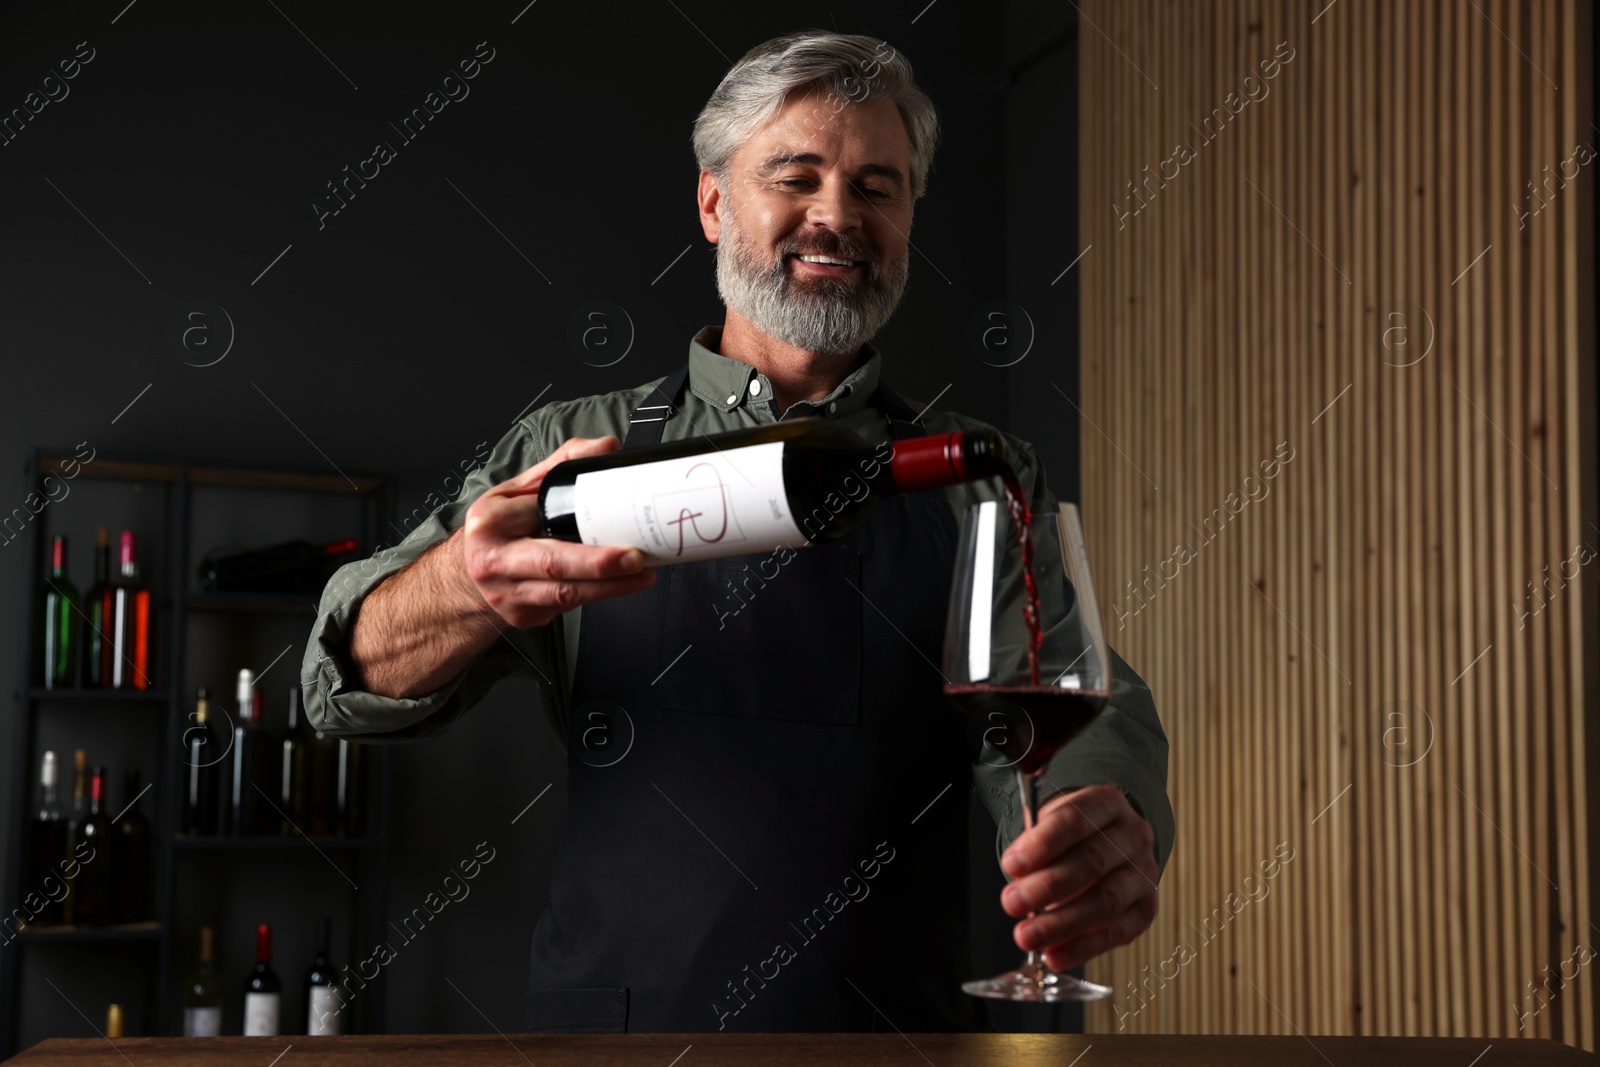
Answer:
[106,530,153,690]
[69,766,113,926]
[111,770,151,923]
[280,687,312,835]
[62,749,87,924]
[182,687,221,835]
[27,750,67,926]
[243,923,282,1036]
[337,739,366,838]
[40,534,79,688]
[229,669,272,835]
[308,723,338,837]
[82,528,111,687]
[182,926,223,1036]
[305,917,344,1035]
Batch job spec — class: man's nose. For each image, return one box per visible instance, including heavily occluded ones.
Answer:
[804,175,865,234]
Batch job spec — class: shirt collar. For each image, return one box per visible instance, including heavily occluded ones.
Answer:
[687,325,883,418]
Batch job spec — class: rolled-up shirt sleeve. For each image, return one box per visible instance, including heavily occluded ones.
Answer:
[300,412,567,743]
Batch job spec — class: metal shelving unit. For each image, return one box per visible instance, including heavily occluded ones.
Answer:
[1,449,394,1052]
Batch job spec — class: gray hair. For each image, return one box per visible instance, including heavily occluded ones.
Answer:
[692,30,940,200]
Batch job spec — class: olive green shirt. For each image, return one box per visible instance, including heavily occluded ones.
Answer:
[301,326,1174,876]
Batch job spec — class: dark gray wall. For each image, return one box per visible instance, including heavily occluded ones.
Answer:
[0,0,1079,1041]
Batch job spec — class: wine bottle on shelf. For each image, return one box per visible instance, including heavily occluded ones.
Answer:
[83,528,111,687]
[182,926,223,1036]
[230,670,277,835]
[40,534,79,688]
[27,750,67,926]
[308,724,338,837]
[106,530,152,690]
[337,739,366,838]
[182,687,221,835]
[305,917,344,1035]
[69,766,112,926]
[536,417,1009,565]
[243,923,282,1036]
[62,749,87,924]
[105,1002,124,1039]
[280,688,312,835]
[112,770,151,923]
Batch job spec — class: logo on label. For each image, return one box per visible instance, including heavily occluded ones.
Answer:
[655,461,747,556]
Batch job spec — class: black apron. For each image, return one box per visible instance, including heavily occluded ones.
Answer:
[524,365,979,1033]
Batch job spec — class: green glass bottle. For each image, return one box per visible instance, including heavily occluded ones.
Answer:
[41,535,78,688]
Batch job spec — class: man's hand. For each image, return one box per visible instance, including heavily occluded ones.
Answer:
[348,436,658,699]
[998,784,1159,972]
[460,435,657,629]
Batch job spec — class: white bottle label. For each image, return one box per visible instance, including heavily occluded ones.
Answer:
[572,441,806,564]
[308,985,344,1035]
[183,1006,222,1036]
[243,991,280,1036]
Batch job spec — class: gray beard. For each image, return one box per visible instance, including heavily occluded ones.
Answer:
[714,211,910,357]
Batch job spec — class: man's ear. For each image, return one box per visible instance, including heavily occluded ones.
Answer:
[697,170,723,244]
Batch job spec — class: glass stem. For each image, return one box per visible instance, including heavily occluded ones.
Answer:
[1017,767,1046,976]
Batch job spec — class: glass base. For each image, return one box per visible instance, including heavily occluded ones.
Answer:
[962,964,1113,1002]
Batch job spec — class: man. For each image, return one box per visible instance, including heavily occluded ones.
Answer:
[303,29,1172,1033]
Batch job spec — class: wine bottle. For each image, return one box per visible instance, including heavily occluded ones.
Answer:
[308,723,338,837]
[305,917,344,1035]
[243,923,282,1036]
[229,669,268,836]
[182,687,220,835]
[83,528,111,687]
[112,770,151,923]
[201,537,361,593]
[62,749,87,925]
[69,766,112,926]
[280,687,312,835]
[105,1002,124,1039]
[27,750,67,926]
[41,534,79,688]
[536,417,1008,564]
[182,926,223,1036]
[107,530,152,689]
[336,739,365,837]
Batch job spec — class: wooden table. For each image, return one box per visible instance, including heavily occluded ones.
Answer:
[4,1033,1596,1065]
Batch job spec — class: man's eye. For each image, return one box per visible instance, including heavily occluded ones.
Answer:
[780,178,811,188]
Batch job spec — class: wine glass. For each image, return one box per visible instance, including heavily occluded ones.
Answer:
[943,500,1113,1002]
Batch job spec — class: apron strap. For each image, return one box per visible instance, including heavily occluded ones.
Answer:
[622,363,691,449]
[622,364,928,447]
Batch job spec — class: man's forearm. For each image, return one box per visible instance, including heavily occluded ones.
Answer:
[346,528,508,699]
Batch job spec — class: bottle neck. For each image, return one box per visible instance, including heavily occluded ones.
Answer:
[89,772,105,814]
[49,537,68,578]
[256,924,273,965]
[118,531,139,581]
[883,430,1007,494]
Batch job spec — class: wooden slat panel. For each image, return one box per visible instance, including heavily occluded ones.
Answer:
[1076,0,1595,1044]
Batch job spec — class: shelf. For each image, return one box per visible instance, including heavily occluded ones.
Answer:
[184,592,320,615]
[26,688,170,704]
[172,834,374,851]
[12,921,161,944]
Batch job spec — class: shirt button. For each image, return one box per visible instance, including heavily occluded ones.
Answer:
[828,402,838,414]
[749,380,762,397]
[726,393,738,405]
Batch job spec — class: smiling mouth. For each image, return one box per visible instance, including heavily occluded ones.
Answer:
[787,252,865,273]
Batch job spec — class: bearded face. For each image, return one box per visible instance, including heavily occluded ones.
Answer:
[705,93,916,357]
[714,191,911,357]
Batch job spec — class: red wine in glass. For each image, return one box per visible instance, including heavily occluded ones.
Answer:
[943,685,1109,776]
